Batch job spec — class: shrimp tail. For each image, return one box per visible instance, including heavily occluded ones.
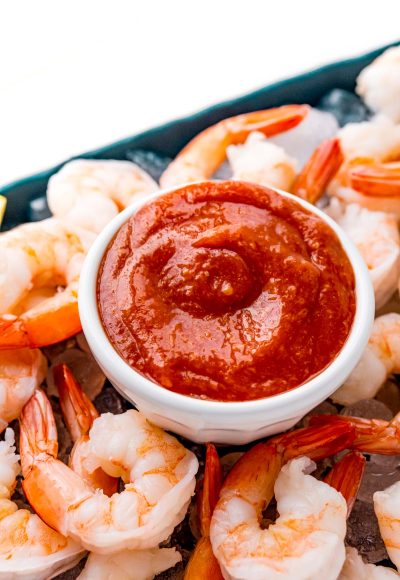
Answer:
[54,363,98,442]
[20,389,91,535]
[184,536,224,580]
[324,450,366,516]
[0,300,81,349]
[292,137,343,204]
[54,363,119,496]
[186,444,224,579]
[198,443,223,536]
[19,388,58,475]
[276,420,356,462]
[310,414,400,455]
[349,161,400,197]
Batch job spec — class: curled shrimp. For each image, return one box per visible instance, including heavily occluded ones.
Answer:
[331,313,400,405]
[209,422,357,580]
[160,105,309,187]
[0,348,47,432]
[47,159,158,235]
[0,428,85,579]
[326,200,400,309]
[356,46,400,123]
[19,389,198,554]
[0,218,86,349]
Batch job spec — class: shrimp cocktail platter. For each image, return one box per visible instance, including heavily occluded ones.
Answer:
[1,43,400,580]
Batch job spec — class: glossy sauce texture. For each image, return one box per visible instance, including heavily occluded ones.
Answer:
[98,181,355,402]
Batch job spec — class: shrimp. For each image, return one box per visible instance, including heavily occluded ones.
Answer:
[331,313,400,405]
[340,547,397,579]
[159,105,309,188]
[0,428,85,579]
[47,159,158,234]
[326,200,400,309]
[327,116,400,215]
[54,363,118,496]
[78,547,182,580]
[0,218,86,349]
[0,348,47,432]
[209,421,357,580]
[19,389,198,554]
[356,46,400,123]
[226,132,297,191]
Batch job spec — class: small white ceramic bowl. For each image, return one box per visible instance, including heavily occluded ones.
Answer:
[79,185,374,445]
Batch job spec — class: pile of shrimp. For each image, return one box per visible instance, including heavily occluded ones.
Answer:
[1,45,400,578]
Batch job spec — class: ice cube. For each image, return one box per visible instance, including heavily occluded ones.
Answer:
[346,499,388,563]
[126,149,172,183]
[318,89,371,126]
[47,348,106,400]
[341,399,393,421]
[28,195,51,222]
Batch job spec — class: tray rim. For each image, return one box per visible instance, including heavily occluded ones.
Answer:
[1,40,399,196]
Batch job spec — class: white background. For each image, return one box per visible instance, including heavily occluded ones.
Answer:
[1,0,399,186]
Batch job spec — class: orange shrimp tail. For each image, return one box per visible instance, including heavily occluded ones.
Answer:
[349,161,400,197]
[184,536,224,580]
[324,451,366,516]
[292,137,344,204]
[54,363,98,442]
[198,443,223,537]
[276,419,356,462]
[225,104,309,142]
[0,301,81,349]
[160,105,309,187]
[310,414,400,455]
[19,388,58,475]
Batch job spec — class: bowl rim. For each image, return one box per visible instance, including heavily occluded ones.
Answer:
[79,181,374,418]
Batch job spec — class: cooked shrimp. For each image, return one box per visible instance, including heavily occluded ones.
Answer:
[0,428,85,579]
[160,105,309,187]
[374,479,400,571]
[0,218,86,349]
[326,200,400,309]
[54,363,118,496]
[327,116,400,215]
[226,132,297,190]
[331,313,400,405]
[209,421,357,580]
[19,389,198,554]
[0,348,46,432]
[340,547,397,579]
[356,46,400,123]
[78,547,181,580]
[47,159,158,234]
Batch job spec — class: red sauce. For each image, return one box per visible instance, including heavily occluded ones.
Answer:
[98,181,355,402]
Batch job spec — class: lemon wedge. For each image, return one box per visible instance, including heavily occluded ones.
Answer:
[0,196,6,228]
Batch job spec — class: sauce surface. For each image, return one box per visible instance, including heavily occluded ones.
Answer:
[98,181,355,401]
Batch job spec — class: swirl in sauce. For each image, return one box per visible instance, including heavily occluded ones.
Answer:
[98,181,355,401]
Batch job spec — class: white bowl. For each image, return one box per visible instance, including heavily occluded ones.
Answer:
[79,184,374,444]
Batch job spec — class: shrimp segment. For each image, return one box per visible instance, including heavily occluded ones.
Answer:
[54,363,118,496]
[350,161,400,197]
[0,348,47,432]
[78,547,182,580]
[0,218,86,349]
[339,547,397,579]
[209,422,355,580]
[374,481,400,571]
[160,105,309,187]
[20,389,198,554]
[292,137,343,203]
[331,313,400,405]
[0,428,85,579]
